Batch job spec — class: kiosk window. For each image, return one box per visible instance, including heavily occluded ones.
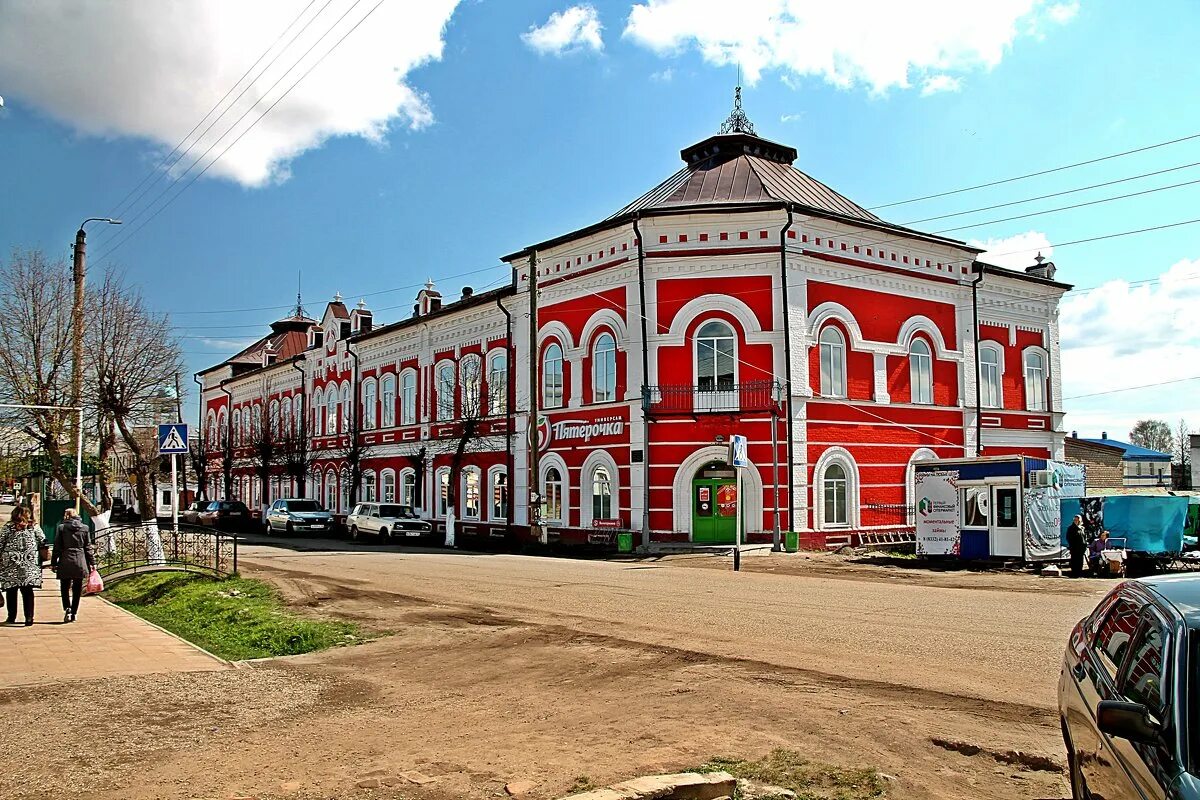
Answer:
[995,487,1018,527]
[962,487,989,527]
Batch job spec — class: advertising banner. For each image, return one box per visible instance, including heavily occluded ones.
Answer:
[915,470,960,556]
[1024,460,1086,561]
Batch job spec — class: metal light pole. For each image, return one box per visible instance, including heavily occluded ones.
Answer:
[70,217,121,502]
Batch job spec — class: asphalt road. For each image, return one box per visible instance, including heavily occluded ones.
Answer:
[239,537,1108,710]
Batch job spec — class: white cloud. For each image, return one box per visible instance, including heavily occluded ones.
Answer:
[969,230,1054,271]
[780,112,804,123]
[623,0,1075,95]
[0,0,461,187]
[1059,257,1200,438]
[1047,2,1080,24]
[650,67,675,82]
[523,5,604,56]
[921,74,963,96]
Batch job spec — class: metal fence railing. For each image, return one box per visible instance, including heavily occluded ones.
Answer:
[644,381,782,415]
[93,523,237,583]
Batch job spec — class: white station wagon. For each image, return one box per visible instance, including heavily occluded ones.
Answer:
[346,503,433,542]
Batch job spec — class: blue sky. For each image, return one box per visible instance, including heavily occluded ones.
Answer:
[1,0,1198,441]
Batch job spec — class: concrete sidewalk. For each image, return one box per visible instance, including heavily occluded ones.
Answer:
[0,575,228,688]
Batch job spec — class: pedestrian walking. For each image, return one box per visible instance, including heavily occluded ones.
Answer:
[1066,514,1086,578]
[52,508,95,623]
[0,505,46,626]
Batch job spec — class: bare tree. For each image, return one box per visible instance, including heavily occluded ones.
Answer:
[1177,419,1192,467]
[0,249,96,510]
[278,406,312,499]
[1130,419,1174,455]
[240,387,282,513]
[90,270,184,521]
[187,439,209,502]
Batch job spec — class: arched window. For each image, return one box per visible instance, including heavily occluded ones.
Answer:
[1024,350,1046,411]
[340,384,351,431]
[312,387,323,435]
[326,386,339,435]
[819,326,846,397]
[979,345,1002,408]
[593,333,617,403]
[436,363,456,421]
[542,466,564,524]
[543,343,564,409]
[269,400,280,436]
[207,411,217,449]
[909,339,933,405]
[463,467,481,519]
[362,378,377,430]
[822,463,848,527]
[400,468,416,509]
[461,356,482,418]
[293,394,304,436]
[400,369,417,425]
[591,465,613,521]
[435,467,450,517]
[231,409,241,445]
[487,351,507,415]
[324,470,337,512]
[381,470,396,503]
[217,408,227,447]
[280,398,291,437]
[380,374,396,427]
[696,320,735,393]
[490,467,508,520]
[363,470,377,503]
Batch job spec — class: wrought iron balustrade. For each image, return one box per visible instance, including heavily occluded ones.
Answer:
[93,523,238,584]
[643,381,783,415]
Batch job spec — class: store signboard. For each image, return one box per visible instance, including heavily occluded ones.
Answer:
[915,470,960,556]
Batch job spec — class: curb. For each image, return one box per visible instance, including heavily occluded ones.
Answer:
[95,593,232,668]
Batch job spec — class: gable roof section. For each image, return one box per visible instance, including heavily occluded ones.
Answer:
[1078,436,1173,461]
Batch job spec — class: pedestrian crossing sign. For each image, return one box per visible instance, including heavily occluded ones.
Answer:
[158,423,189,454]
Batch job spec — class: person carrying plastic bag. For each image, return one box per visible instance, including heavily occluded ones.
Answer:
[52,508,96,623]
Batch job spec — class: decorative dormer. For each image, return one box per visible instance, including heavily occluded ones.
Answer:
[261,343,277,367]
[351,298,373,334]
[415,279,442,317]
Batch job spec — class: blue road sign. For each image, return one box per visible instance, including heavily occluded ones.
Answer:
[158,423,189,454]
[729,434,749,468]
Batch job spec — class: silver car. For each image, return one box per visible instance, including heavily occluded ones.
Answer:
[265,498,334,535]
[346,503,433,542]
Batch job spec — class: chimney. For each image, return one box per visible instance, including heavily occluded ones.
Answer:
[1071,430,1077,438]
[461,286,473,300]
[1102,431,1108,439]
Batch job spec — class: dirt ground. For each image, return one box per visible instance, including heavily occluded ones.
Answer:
[0,548,1087,800]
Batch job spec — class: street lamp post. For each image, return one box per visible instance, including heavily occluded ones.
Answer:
[70,217,121,505]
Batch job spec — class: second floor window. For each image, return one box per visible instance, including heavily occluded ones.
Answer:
[980,346,1002,408]
[593,333,617,402]
[401,370,417,425]
[819,326,846,398]
[461,356,482,418]
[696,320,735,393]
[326,387,338,435]
[910,339,932,405]
[543,343,564,409]
[362,379,376,430]
[380,375,395,427]
[1024,351,1046,411]
[437,364,455,421]
[488,352,507,415]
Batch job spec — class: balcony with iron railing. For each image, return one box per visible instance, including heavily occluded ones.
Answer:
[643,380,783,416]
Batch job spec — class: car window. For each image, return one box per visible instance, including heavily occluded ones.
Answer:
[379,505,405,518]
[287,500,321,512]
[1120,612,1170,716]
[205,502,220,511]
[1094,598,1142,676]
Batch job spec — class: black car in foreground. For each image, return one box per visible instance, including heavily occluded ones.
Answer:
[1060,574,1200,798]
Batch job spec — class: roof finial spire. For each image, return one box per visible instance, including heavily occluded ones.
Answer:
[719,68,756,136]
[293,271,307,318]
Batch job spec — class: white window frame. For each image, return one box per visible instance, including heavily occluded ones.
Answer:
[488,465,508,521]
[312,387,323,435]
[593,332,617,403]
[340,384,351,431]
[217,409,227,448]
[1023,348,1047,412]
[399,467,416,509]
[436,362,456,422]
[591,465,613,522]
[460,355,482,418]
[293,394,303,437]
[435,467,450,518]
[380,469,396,503]
[462,466,481,520]
[979,342,1003,409]
[909,338,933,405]
[542,343,564,409]
[232,408,241,445]
[326,385,339,436]
[487,351,507,415]
[380,374,396,428]
[363,470,377,503]
[819,326,847,398]
[361,378,377,431]
[324,469,337,512]
[400,369,418,425]
[812,448,858,531]
[269,399,280,436]
[540,457,568,525]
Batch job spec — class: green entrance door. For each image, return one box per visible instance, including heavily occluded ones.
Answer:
[692,461,738,544]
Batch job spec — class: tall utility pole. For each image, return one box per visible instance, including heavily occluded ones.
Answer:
[527,251,541,543]
[70,217,121,500]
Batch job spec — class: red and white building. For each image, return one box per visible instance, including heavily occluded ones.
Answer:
[198,106,1069,549]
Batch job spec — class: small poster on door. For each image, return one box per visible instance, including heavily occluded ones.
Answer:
[698,486,710,503]
[717,484,738,516]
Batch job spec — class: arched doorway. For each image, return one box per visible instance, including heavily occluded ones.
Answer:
[691,460,738,543]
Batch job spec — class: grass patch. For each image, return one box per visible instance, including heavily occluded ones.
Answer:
[567,776,597,794]
[105,572,368,661]
[698,749,885,800]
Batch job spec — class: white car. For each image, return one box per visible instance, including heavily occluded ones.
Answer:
[346,503,433,542]
[0,493,15,505]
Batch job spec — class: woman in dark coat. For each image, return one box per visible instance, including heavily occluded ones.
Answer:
[52,508,95,623]
[1066,514,1086,578]
[0,505,46,625]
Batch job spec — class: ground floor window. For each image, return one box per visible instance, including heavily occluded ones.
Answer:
[463,468,480,519]
[400,469,416,509]
[324,471,336,512]
[381,470,395,503]
[591,465,612,521]
[491,469,508,520]
[363,471,377,503]
[822,464,847,527]
[437,468,450,517]
[543,467,564,524]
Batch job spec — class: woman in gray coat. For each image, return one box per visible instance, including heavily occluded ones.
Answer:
[0,505,46,626]
[52,508,95,623]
